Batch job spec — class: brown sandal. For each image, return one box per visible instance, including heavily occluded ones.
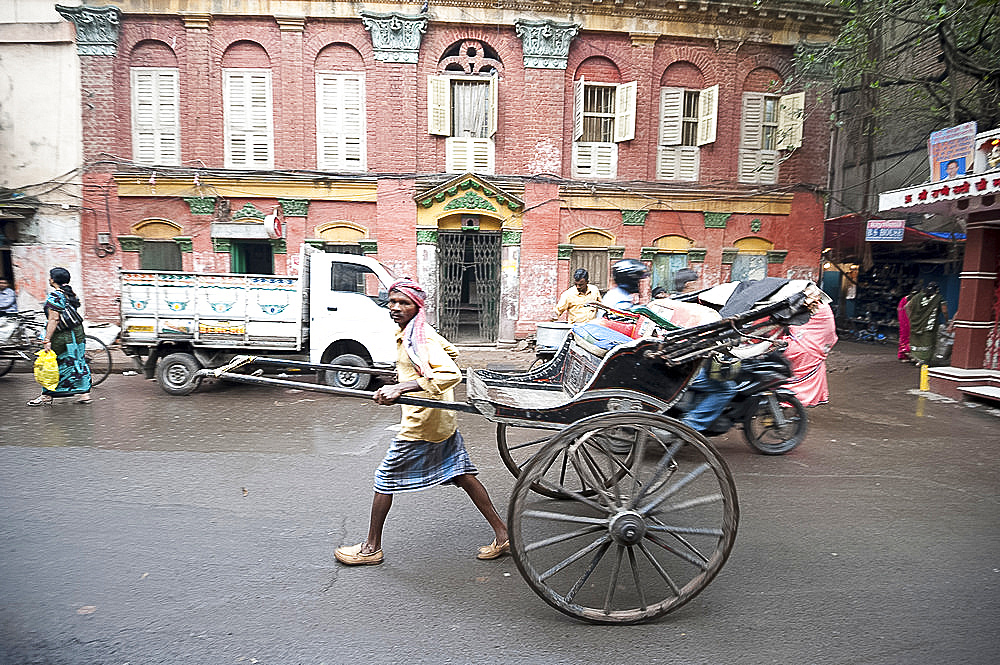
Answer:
[476,538,509,560]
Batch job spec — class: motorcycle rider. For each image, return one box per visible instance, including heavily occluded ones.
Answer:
[602,259,649,311]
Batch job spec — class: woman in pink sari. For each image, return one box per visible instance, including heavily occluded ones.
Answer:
[782,302,838,407]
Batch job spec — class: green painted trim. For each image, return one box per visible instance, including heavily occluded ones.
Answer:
[622,209,648,226]
[639,246,657,260]
[704,212,731,229]
[443,191,497,211]
[279,198,310,217]
[420,198,434,208]
[304,239,326,249]
[766,249,788,264]
[269,238,287,254]
[750,218,762,233]
[416,229,439,244]
[688,248,707,262]
[721,248,738,264]
[212,237,232,252]
[184,196,216,215]
[173,236,193,253]
[359,240,378,254]
[557,244,574,259]
[118,235,142,252]
[232,202,265,220]
[507,201,522,211]
[608,246,625,260]
[501,229,522,246]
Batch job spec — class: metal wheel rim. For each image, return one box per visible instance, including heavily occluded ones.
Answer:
[83,336,112,386]
[165,362,191,388]
[744,393,806,453]
[509,411,738,624]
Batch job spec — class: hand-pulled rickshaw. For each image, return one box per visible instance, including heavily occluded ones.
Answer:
[196,279,826,624]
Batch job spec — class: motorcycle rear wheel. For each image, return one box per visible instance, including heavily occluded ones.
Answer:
[741,391,807,455]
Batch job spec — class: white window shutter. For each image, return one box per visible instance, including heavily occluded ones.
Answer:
[487,73,498,137]
[776,91,805,150]
[614,81,637,143]
[656,146,678,180]
[757,150,778,183]
[317,73,366,171]
[225,69,273,169]
[697,84,719,146]
[740,92,763,150]
[131,68,180,166]
[657,146,699,181]
[738,149,778,184]
[659,87,683,146]
[573,77,585,141]
[595,144,617,177]
[428,75,451,136]
[471,138,494,174]
[445,137,468,172]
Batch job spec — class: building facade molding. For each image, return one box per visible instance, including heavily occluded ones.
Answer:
[56,4,122,55]
[514,18,580,70]
[359,11,428,64]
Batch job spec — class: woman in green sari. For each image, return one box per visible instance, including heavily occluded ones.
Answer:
[26,267,92,406]
[906,282,947,365]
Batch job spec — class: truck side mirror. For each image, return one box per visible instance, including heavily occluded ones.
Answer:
[375,289,389,307]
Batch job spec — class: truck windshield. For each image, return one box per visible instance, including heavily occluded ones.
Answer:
[331,263,389,305]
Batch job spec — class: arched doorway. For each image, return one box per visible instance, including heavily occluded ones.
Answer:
[437,212,501,343]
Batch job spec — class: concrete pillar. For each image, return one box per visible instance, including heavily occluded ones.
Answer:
[952,218,999,369]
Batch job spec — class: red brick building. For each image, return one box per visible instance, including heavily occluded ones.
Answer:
[63,0,841,343]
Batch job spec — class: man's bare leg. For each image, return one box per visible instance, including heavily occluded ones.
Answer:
[362,492,393,554]
[453,474,508,544]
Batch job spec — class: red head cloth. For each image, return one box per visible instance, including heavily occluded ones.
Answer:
[390,278,432,376]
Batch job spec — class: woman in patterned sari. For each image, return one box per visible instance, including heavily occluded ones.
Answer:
[26,267,92,406]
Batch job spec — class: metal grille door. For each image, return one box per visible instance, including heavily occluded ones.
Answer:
[438,232,465,341]
[437,231,500,343]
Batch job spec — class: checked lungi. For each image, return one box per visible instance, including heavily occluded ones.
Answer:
[373,430,478,494]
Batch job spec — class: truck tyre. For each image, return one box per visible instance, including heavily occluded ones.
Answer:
[322,353,371,391]
[156,352,202,396]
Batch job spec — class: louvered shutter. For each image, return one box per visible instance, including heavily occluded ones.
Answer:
[776,92,805,150]
[659,87,683,146]
[657,146,699,181]
[697,84,718,146]
[131,68,179,166]
[225,69,273,169]
[740,93,763,150]
[471,138,494,173]
[447,137,494,174]
[614,81,637,143]
[428,75,451,136]
[594,144,616,177]
[573,77,585,141]
[487,73,498,137]
[318,73,365,171]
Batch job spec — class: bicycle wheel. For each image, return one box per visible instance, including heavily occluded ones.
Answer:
[742,391,807,455]
[84,335,112,386]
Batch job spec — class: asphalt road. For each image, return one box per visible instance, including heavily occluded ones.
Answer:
[1,342,998,664]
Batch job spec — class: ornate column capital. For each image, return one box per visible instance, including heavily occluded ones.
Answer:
[275,16,306,32]
[514,18,580,70]
[56,4,122,56]
[629,32,660,48]
[359,11,428,64]
[180,12,212,31]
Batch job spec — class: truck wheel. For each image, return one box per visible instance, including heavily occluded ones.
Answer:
[156,352,202,396]
[322,353,371,391]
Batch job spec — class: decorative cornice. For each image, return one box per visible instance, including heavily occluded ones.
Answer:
[270,239,287,254]
[608,246,625,260]
[721,248,738,264]
[359,11,427,64]
[231,203,265,220]
[275,15,306,32]
[704,212,731,228]
[514,18,579,70]
[688,248,707,262]
[184,196,216,215]
[359,240,378,254]
[416,229,439,244]
[173,236,193,253]
[502,229,522,246]
[417,174,524,212]
[622,209,648,226]
[118,235,142,252]
[278,198,310,217]
[443,191,497,212]
[56,4,122,56]
[212,237,231,253]
[766,249,788,264]
[557,244,574,259]
[750,218,762,232]
[179,12,211,30]
[304,238,326,249]
[640,247,657,261]
[629,32,660,47]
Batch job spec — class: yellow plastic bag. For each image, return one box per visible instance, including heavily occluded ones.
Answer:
[33,349,59,390]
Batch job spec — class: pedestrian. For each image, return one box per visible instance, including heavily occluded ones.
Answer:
[672,268,699,295]
[26,267,91,406]
[602,259,648,311]
[335,278,508,566]
[896,288,917,362]
[553,268,600,323]
[0,278,16,314]
[906,282,947,364]
[782,301,838,407]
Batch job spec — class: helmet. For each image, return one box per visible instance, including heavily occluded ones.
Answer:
[610,259,649,293]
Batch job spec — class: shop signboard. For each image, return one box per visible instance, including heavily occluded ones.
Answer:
[865,219,905,242]
[928,122,977,182]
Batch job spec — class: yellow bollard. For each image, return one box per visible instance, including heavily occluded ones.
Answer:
[919,363,929,391]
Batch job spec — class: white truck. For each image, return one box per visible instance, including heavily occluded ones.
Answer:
[119,250,398,395]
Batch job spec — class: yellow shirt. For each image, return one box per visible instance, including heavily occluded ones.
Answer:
[554,284,601,323]
[394,324,462,443]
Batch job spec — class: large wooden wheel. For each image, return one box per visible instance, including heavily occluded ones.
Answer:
[508,411,739,624]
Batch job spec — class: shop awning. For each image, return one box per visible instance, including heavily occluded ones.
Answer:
[823,213,964,262]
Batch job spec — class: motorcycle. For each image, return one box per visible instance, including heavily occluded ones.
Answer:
[667,350,808,455]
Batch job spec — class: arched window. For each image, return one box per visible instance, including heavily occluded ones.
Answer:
[657,62,717,182]
[315,44,366,172]
[567,229,616,291]
[738,68,803,184]
[428,40,501,175]
[130,41,180,166]
[132,219,184,270]
[730,237,774,281]
[315,221,368,254]
[572,57,636,180]
[649,235,695,292]
[222,41,273,169]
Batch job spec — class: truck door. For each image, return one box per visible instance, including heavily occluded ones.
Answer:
[308,254,397,371]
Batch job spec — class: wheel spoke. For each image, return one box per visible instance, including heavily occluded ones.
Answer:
[636,542,682,595]
[644,532,710,569]
[638,462,711,515]
[646,524,724,537]
[524,524,606,553]
[627,546,647,612]
[629,438,683,509]
[507,435,552,453]
[564,541,612,603]
[538,534,610,582]
[569,444,620,510]
[603,545,625,614]
[654,492,724,514]
[522,510,608,526]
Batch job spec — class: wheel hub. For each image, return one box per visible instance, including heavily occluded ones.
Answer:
[609,510,646,546]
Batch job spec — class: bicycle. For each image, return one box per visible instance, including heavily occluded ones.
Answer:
[0,311,113,386]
